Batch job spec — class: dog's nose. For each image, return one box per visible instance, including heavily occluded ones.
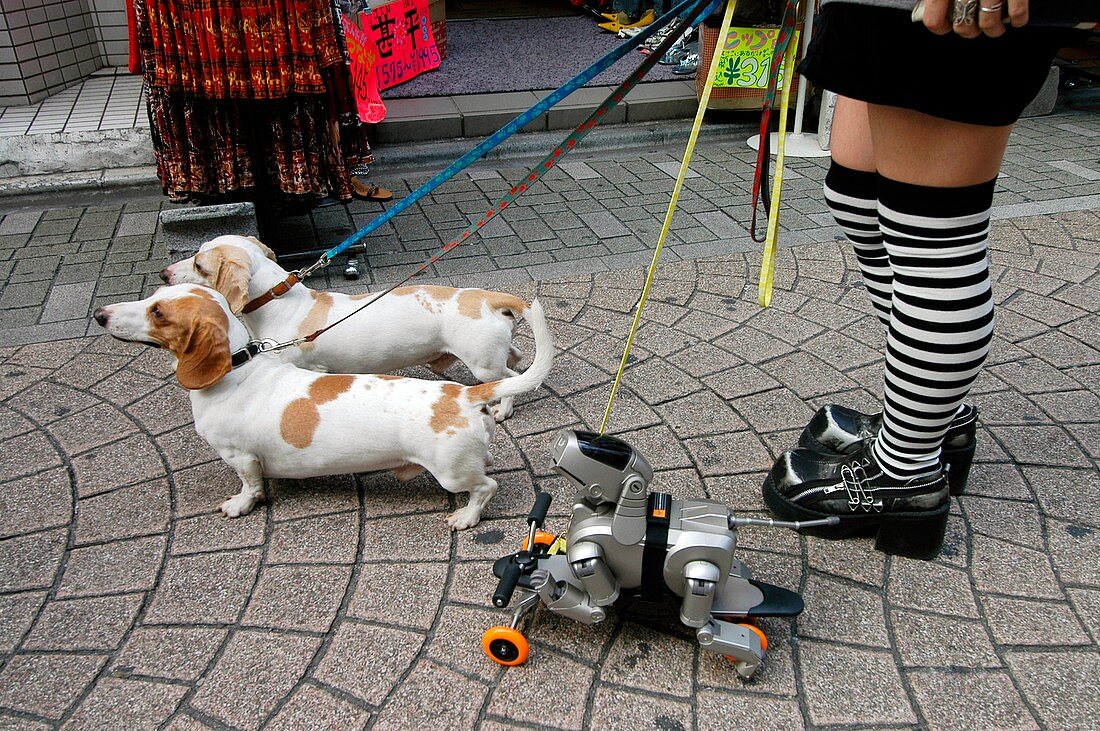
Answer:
[159,267,171,283]
[93,307,109,326]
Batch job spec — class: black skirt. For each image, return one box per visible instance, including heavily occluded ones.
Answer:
[799,3,1080,126]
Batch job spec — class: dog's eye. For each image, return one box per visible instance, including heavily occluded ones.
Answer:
[151,306,165,320]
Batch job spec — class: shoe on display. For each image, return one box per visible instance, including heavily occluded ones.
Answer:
[762,442,951,560]
[659,45,690,65]
[672,52,699,74]
[624,9,655,27]
[600,11,630,24]
[797,404,977,495]
[618,26,643,38]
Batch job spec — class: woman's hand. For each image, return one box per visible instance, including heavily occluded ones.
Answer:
[920,0,1029,38]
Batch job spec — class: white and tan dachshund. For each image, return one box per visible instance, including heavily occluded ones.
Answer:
[161,235,531,420]
[93,284,554,529]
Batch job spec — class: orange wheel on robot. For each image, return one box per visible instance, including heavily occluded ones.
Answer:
[521,530,556,551]
[738,622,768,653]
[482,626,530,666]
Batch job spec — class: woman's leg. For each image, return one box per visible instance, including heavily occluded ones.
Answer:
[827,97,892,327]
[867,105,1010,479]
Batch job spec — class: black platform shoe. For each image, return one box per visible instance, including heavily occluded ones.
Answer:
[762,442,950,560]
[796,404,977,496]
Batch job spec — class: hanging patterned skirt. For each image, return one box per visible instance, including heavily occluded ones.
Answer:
[134,0,373,204]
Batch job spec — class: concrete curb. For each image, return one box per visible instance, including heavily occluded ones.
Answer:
[0,118,758,199]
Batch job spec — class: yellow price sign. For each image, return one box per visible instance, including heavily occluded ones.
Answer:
[712,27,799,89]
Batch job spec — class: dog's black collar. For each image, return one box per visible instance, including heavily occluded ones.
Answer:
[231,341,264,369]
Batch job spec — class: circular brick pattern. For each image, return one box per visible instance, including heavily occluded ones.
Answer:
[0,212,1097,729]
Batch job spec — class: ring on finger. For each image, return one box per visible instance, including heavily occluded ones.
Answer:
[952,0,978,25]
[979,2,1004,13]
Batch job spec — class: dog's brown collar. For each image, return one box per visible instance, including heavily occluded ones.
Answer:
[241,273,300,314]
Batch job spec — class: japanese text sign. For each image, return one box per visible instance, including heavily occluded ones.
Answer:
[367,0,441,91]
[712,27,800,89]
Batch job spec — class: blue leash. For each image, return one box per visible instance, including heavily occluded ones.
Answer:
[298,0,715,278]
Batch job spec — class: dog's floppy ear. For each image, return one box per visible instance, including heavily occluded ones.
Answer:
[162,296,234,390]
[196,247,250,314]
[244,236,279,262]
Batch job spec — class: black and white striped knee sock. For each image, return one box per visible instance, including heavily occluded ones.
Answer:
[873,176,997,479]
[824,161,892,327]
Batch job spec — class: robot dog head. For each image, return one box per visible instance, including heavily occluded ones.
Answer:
[550,430,653,505]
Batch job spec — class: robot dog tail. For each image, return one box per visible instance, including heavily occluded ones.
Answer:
[465,298,554,405]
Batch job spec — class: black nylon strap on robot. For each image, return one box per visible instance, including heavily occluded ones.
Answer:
[641,492,673,600]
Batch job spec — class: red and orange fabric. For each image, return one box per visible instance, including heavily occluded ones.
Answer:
[140,0,342,98]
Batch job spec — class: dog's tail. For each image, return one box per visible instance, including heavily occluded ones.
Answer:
[464,299,554,406]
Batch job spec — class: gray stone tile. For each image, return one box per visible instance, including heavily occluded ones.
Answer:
[74,479,171,545]
[0,467,71,539]
[57,535,166,598]
[891,610,1000,669]
[1045,517,1100,588]
[799,574,890,647]
[888,560,980,619]
[798,641,916,726]
[39,280,94,323]
[983,594,1090,646]
[0,528,67,592]
[486,648,594,729]
[267,685,371,731]
[64,678,187,730]
[908,670,1037,731]
[242,565,351,633]
[697,691,804,731]
[23,593,142,651]
[590,685,695,731]
[371,660,487,731]
[423,603,501,682]
[314,622,424,705]
[599,622,695,698]
[347,561,448,631]
[268,512,359,564]
[972,535,1064,600]
[0,653,107,720]
[0,590,45,654]
[170,510,266,555]
[989,425,1091,468]
[1004,651,1100,731]
[190,630,320,731]
[113,627,227,682]
[144,549,261,624]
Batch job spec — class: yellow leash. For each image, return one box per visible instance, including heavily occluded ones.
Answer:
[599,0,739,435]
[757,22,798,307]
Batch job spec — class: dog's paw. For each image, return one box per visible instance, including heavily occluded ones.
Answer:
[446,509,480,531]
[489,403,513,422]
[219,494,256,518]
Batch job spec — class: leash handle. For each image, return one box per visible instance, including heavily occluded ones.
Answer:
[599,0,740,436]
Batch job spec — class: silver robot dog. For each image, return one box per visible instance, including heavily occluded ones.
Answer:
[483,429,837,678]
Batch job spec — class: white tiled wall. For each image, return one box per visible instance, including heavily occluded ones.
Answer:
[87,0,128,68]
[0,0,104,107]
[0,67,146,135]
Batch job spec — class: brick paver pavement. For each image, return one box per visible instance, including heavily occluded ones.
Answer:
[0,108,1097,729]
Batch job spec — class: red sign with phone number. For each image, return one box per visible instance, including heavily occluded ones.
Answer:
[342,0,441,122]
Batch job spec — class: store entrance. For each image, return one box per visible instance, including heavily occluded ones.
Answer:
[447,0,582,20]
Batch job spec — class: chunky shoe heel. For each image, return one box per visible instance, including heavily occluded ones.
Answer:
[873,504,949,560]
[943,442,975,496]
